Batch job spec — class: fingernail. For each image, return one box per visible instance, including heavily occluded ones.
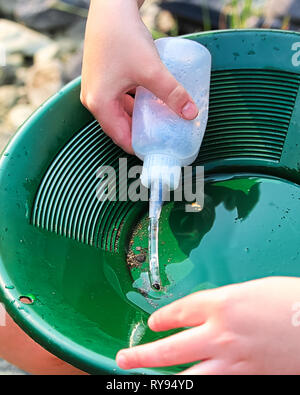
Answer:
[116,352,128,369]
[182,101,198,120]
[148,315,154,328]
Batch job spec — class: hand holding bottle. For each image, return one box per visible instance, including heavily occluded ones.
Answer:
[81,0,199,154]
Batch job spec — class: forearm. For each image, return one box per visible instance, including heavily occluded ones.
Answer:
[0,313,86,374]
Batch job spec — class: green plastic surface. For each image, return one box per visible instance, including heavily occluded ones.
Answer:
[1,30,300,374]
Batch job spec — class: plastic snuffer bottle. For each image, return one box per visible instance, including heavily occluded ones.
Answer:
[132,37,211,291]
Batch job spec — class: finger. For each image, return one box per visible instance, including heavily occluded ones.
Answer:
[93,98,134,155]
[148,288,217,332]
[177,359,225,375]
[141,62,199,120]
[124,94,134,117]
[116,323,214,370]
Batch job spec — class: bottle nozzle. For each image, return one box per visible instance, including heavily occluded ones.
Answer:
[140,155,181,291]
[149,180,163,291]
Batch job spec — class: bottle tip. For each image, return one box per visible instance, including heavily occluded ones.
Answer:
[152,283,161,291]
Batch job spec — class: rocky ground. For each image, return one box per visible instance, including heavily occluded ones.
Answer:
[0,7,87,152]
[0,359,25,375]
[0,0,298,375]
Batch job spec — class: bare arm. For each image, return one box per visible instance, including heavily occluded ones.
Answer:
[81,0,198,153]
[0,312,86,375]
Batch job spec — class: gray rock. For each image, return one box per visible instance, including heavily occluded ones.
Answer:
[8,104,35,130]
[34,42,60,65]
[15,67,29,86]
[0,85,21,116]
[34,34,82,67]
[61,0,90,8]
[6,53,24,68]
[0,19,52,57]
[0,359,26,375]
[0,66,16,85]
[63,18,87,41]
[15,0,89,32]
[141,0,161,31]
[0,0,18,18]
[156,9,177,33]
[26,60,63,107]
[62,46,83,83]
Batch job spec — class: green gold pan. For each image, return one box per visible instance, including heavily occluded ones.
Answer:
[1,30,300,374]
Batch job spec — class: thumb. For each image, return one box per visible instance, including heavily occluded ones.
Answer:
[141,61,199,120]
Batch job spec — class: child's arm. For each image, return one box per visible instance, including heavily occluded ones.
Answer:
[116,277,300,374]
[81,0,198,154]
[0,312,87,375]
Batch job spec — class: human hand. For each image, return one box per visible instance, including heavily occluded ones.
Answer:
[0,312,86,375]
[81,0,199,154]
[116,277,300,374]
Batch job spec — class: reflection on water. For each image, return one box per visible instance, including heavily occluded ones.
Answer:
[171,178,261,256]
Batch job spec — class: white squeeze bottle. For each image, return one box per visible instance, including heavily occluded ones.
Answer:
[132,37,211,290]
